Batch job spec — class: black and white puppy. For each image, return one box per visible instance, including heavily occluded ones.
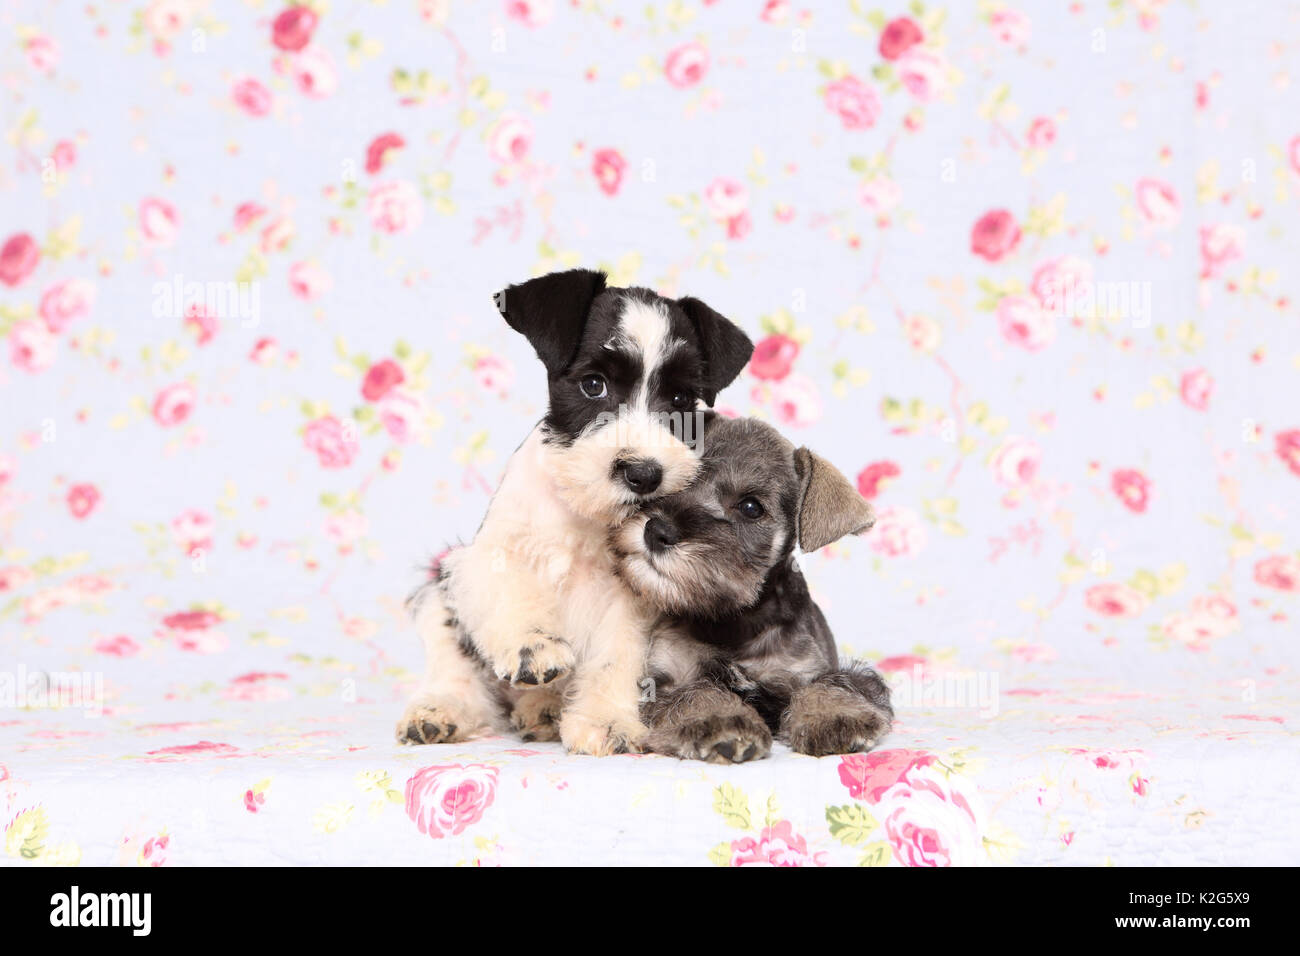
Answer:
[610,414,894,763]
[396,269,753,755]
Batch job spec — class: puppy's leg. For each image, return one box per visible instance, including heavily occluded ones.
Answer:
[647,678,772,764]
[558,592,651,756]
[780,661,893,757]
[508,683,564,742]
[441,545,575,689]
[395,586,501,745]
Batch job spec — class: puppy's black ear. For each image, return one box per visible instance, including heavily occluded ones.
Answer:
[677,297,754,406]
[494,269,607,376]
[793,448,875,553]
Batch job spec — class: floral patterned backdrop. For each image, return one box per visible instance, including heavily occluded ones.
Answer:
[2,0,1298,866]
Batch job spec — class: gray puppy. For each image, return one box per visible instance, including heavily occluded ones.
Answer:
[608,413,894,763]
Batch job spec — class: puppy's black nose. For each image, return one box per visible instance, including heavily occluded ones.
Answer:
[621,460,663,496]
[644,517,681,554]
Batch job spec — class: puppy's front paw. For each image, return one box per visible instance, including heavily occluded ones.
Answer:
[510,689,563,743]
[559,711,646,756]
[395,701,472,745]
[784,703,890,757]
[493,633,575,689]
[653,712,772,764]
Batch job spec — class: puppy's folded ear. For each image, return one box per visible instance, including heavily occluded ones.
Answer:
[793,447,876,553]
[494,269,607,377]
[677,296,754,406]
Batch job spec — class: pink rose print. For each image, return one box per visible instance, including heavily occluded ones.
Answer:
[0,566,35,592]
[304,415,359,468]
[244,789,266,813]
[25,34,60,73]
[163,609,221,631]
[39,279,96,333]
[1198,223,1244,278]
[405,764,499,839]
[67,483,101,520]
[233,202,266,232]
[996,294,1054,351]
[871,759,984,867]
[770,374,822,428]
[856,461,900,499]
[1178,368,1213,411]
[51,140,77,171]
[989,435,1041,486]
[1254,554,1299,592]
[839,749,938,803]
[859,176,902,213]
[823,75,882,130]
[94,635,140,657]
[878,17,923,61]
[139,197,180,246]
[903,313,940,352]
[288,260,333,300]
[970,209,1021,262]
[10,320,57,373]
[867,505,926,558]
[1134,177,1180,229]
[748,334,799,381]
[232,77,273,116]
[990,9,1031,46]
[473,355,514,393]
[152,383,196,427]
[361,358,405,401]
[1085,582,1148,618]
[365,132,405,174]
[703,177,751,238]
[272,6,319,52]
[1161,595,1238,650]
[171,509,214,555]
[292,47,339,99]
[506,1,555,28]
[1025,116,1056,147]
[896,47,949,101]
[664,42,710,88]
[487,112,533,163]
[729,820,827,867]
[139,834,169,867]
[1030,255,1092,314]
[1112,468,1151,513]
[591,148,627,196]
[367,180,424,234]
[1277,429,1300,477]
[0,233,41,287]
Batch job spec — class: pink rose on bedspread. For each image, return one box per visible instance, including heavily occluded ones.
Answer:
[304,415,359,468]
[874,762,984,867]
[231,77,273,116]
[487,113,533,164]
[729,821,827,867]
[163,609,220,631]
[1274,429,1300,477]
[591,148,627,196]
[405,764,499,839]
[1084,582,1148,618]
[970,209,1020,262]
[1198,223,1245,278]
[10,320,56,372]
[272,6,318,52]
[823,75,881,130]
[664,42,709,88]
[1179,367,1214,411]
[152,382,196,426]
[989,436,1041,486]
[989,9,1031,46]
[896,48,949,101]
[1112,468,1151,513]
[839,749,938,803]
[365,132,405,174]
[1134,177,1180,229]
[138,834,169,867]
[878,17,923,61]
[748,334,799,381]
[1254,554,1300,592]
[171,509,214,555]
[361,358,405,401]
[856,461,900,499]
[67,483,101,520]
[39,278,96,332]
[367,180,423,234]
[0,234,41,288]
[997,294,1054,351]
[139,197,180,246]
[868,505,926,558]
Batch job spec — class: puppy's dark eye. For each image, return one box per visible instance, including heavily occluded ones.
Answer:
[736,497,764,520]
[670,391,694,411]
[579,374,608,399]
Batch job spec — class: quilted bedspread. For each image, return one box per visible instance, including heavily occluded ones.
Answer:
[4,1,1300,866]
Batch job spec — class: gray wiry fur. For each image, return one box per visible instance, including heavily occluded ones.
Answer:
[615,414,893,762]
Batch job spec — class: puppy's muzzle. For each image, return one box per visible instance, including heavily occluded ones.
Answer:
[617,459,664,496]
[643,516,681,554]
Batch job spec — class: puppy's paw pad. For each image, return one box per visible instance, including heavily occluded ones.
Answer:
[494,635,575,689]
[395,704,466,745]
[510,698,562,743]
[663,713,772,764]
[560,713,646,756]
[786,707,890,757]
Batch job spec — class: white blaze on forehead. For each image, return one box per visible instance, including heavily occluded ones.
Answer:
[615,296,685,415]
